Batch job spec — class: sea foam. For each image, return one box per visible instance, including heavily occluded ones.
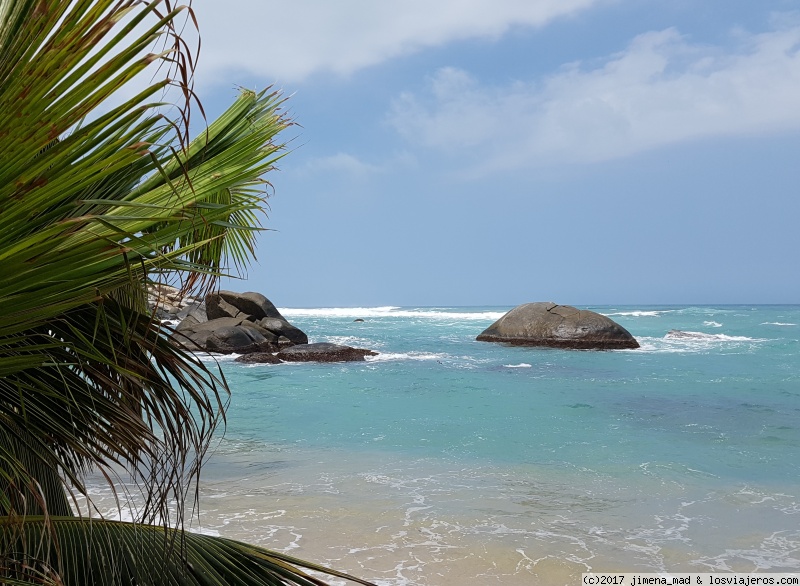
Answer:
[663,330,764,342]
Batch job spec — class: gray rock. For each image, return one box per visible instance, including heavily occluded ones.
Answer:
[186,316,243,331]
[218,291,282,320]
[170,290,308,354]
[206,295,244,320]
[235,352,282,364]
[148,284,203,322]
[172,328,212,351]
[277,343,378,363]
[172,317,278,354]
[176,304,207,329]
[177,300,204,321]
[181,331,268,354]
[476,302,639,350]
[204,326,259,353]
[256,317,308,345]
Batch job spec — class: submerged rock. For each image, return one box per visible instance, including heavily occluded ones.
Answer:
[235,352,282,364]
[477,302,639,350]
[277,343,378,363]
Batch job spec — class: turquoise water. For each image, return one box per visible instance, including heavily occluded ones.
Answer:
[194,306,800,584]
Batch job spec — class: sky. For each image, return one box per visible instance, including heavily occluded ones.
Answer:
[183,0,799,307]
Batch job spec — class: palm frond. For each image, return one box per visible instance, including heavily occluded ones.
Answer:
[1,517,376,586]
[0,0,373,584]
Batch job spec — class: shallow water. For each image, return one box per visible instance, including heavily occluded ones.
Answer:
[92,305,800,585]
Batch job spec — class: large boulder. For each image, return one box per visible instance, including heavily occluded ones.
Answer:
[476,302,639,350]
[172,316,278,354]
[206,291,282,321]
[170,291,308,353]
[205,291,307,344]
[254,317,308,345]
[277,343,378,363]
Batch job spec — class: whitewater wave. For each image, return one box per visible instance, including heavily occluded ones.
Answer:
[196,352,240,363]
[631,331,769,353]
[761,322,797,327]
[503,363,532,369]
[603,310,673,318]
[664,330,763,342]
[366,351,449,363]
[314,335,379,348]
[279,306,506,321]
[703,321,723,328]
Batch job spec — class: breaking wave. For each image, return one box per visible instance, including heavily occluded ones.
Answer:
[663,330,764,342]
[603,310,673,317]
[279,306,506,321]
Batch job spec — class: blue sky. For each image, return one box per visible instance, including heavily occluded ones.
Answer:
[188,1,800,307]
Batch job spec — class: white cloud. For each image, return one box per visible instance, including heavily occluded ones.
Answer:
[302,152,381,178]
[189,0,601,85]
[388,19,800,170]
[299,151,417,179]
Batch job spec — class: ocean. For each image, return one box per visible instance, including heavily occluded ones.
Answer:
[96,305,800,585]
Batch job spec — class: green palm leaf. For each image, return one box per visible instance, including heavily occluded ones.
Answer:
[1,517,375,586]
[0,0,376,584]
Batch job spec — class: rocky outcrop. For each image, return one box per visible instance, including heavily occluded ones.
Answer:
[148,284,201,321]
[170,290,307,354]
[277,343,378,363]
[163,289,378,362]
[477,302,639,350]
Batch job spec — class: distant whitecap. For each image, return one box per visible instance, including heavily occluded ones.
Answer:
[279,306,506,321]
[603,310,670,317]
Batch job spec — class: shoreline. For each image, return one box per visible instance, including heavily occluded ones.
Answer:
[76,438,799,586]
